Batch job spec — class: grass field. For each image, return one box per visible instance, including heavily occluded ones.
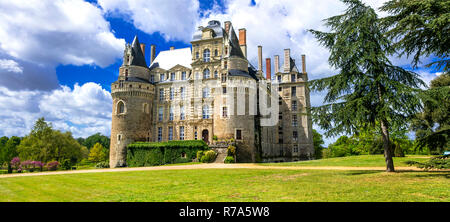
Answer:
[0,155,448,202]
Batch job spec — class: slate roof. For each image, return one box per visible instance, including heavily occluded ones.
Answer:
[129,36,147,67]
[228,26,245,59]
[192,20,224,41]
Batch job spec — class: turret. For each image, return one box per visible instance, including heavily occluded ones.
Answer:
[110,35,155,168]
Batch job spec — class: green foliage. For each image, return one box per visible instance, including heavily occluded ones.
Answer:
[200,150,217,163]
[197,150,204,161]
[0,136,20,173]
[95,161,109,169]
[381,0,450,72]
[312,130,325,159]
[308,0,425,171]
[61,159,72,170]
[224,156,235,164]
[80,133,110,150]
[406,155,449,170]
[411,73,450,153]
[127,140,208,167]
[88,143,107,163]
[17,118,83,164]
[213,135,218,141]
[227,145,236,156]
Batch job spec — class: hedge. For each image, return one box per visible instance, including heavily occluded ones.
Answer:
[127,140,209,167]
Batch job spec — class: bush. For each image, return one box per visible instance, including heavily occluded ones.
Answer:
[46,161,59,171]
[60,159,73,170]
[21,160,34,172]
[406,155,449,170]
[10,157,20,170]
[227,145,236,156]
[96,161,109,168]
[224,156,234,164]
[196,150,204,161]
[200,150,217,163]
[32,161,44,171]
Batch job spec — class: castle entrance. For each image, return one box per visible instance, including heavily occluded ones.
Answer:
[202,129,209,144]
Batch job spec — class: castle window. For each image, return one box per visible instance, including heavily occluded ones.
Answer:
[202,105,210,119]
[170,72,175,81]
[235,129,242,140]
[181,72,186,80]
[125,69,128,77]
[168,127,173,141]
[180,126,185,140]
[169,107,174,121]
[292,115,298,127]
[180,87,186,100]
[292,100,297,111]
[170,87,174,100]
[291,87,296,97]
[202,87,210,98]
[221,74,227,82]
[279,87,282,92]
[225,46,228,55]
[119,81,124,88]
[291,74,296,82]
[159,88,164,101]
[158,107,163,122]
[194,131,198,140]
[214,70,218,78]
[279,112,283,120]
[293,145,299,153]
[160,73,165,82]
[203,49,210,62]
[203,68,210,79]
[117,101,125,114]
[143,103,149,114]
[278,75,282,83]
[157,127,162,142]
[129,84,132,88]
[279,96,282,106]
[180,106,185,120]
[117,134,122,142]
[293,131,298,141]
[196,52,199,59]
[224,61,227,69]
[150,75,154,83]
[214,49,218,56]
[222,87,227,94]
[222,107,228,118]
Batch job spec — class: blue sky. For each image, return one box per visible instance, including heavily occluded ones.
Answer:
[0,0,444,145]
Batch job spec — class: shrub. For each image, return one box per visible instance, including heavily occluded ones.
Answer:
[32,161,44,171]
[196,150,204,161]
[96,161,109,168]
[46,161,59,171]
[406,155,449,170]
[10,157,20,170]
[227,145,236,156]
[213,135,218,141]
[201,150,217,163]
[224,156,234,164]
[61,159,72,170]
[20,160,34,172]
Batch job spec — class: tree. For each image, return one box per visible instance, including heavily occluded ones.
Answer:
[83,133,110,150]
[312,129,325,159]
[381,0,450,72]
[88,143,107,163]
[0,136,20,173]
[308,0,425,172]
[411,73,450,153]
[17,118,83,164]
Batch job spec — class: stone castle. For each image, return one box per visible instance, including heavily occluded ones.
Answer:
[109,20,314,168]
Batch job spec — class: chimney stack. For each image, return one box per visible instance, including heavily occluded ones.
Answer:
[150,44,156,64]
[284,49,290,73]
[266,58,271,80]
[140,43,146,57]
[224,21,231,34]
[170,46,175,50]
[274,55,280,73]
[239,28,247,58]
[258,46,262,71]
[302,54,306,73]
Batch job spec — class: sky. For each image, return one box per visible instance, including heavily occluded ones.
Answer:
[0,0,444,145]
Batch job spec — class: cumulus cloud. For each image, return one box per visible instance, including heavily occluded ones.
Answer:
[98,0,200,42]
[0,59,23,73]
[0,82,112,138]
[0,0,125,68]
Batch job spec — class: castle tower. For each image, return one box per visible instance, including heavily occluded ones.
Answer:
[110,36,155,168]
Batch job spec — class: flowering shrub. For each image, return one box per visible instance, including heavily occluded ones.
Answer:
[10,157,21,170]
[45,161,59,171]
[21,160,34,172]
[32,161,45,171]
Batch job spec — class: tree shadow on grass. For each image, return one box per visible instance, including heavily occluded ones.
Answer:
[405,171,450,179]
[344,170,381,176]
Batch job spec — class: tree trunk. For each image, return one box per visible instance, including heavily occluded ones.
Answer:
[380,119,395,172]
[7,163,12,174]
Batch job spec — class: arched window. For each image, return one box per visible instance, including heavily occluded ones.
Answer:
[203,49,210,62]
[117,101,125,114]
[203,68,210,79]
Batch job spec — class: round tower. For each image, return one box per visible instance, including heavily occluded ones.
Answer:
[110,36,154,168]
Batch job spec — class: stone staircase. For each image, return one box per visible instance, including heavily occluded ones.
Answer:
[211,147,228,163]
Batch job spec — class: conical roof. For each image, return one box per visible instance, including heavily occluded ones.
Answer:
[228,26,245,58]
[130,35,147,67]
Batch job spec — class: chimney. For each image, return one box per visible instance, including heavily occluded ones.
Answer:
[224,21,231,34]
[274,55,280,73]
[140,43,146,58]
[258,46,262,71]
[239,28,247,58]
[302,54,306,73]
[150,44,156,64]
[170,46,175,50]
[284,49,290,73]
[266,58,271,80]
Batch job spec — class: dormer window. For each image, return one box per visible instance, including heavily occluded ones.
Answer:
[160,73,165,82]
[203,49,210,62]
[170,72,175,81]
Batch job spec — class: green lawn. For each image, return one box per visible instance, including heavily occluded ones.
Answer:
[260,155,432,167]
[0,155,448,202]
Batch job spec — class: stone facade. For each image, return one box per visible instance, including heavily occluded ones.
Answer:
[109,20,314,168]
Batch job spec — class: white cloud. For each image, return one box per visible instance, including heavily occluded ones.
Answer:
[0,59,23,73]
[98,0,200,42]
[0,0,125,68]
[0,82,112,138]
